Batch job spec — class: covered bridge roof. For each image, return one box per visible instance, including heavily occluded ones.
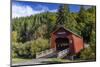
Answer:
[52,26,82,38]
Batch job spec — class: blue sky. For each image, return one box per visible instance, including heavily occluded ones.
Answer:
[12,0,91,18]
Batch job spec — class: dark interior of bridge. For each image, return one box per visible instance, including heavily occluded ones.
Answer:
[56,38,69,51]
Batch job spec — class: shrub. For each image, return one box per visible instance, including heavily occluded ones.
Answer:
[12,42,20,58]
[18,42,32,58]
[80,44,96,60]
[12,42,32,58]
[12,38,50,58]
[31,38,50,58]
[12,31,18,42]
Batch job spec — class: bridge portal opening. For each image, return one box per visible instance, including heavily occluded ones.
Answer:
[55,38,69,51]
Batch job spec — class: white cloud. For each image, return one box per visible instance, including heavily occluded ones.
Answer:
[12,4,57,18]
[83,5,92,10]
[12,4,43,18]
[50,9,58,12]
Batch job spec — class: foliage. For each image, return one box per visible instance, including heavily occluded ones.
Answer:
[31,38,49,57]
[12,42,20,58]
[12,38,49,58]
[80,44,96,60]
[56,4,70,25]
[76,6,96,43]
[12,31,18,42]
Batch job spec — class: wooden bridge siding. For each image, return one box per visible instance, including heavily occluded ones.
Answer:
[65,34,74,55]
[50,33,56,49]
[72,34,84,54]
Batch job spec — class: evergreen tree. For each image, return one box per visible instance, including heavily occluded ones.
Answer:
[20,21,28,43]
[56,4,70,25]
[76,6,88,42]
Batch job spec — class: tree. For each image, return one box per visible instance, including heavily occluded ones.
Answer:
[83,6,95,43]
[87,6,96,14]
[65,13,79,34]
[76,6,95,43]
[56,4,70,25]
[19,21,28,43]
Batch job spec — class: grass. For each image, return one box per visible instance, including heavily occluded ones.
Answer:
[12,58,92,65]
[49,58,72,62]
[12,58,32,64]
[41,58,72,64]
[41,58,89,64]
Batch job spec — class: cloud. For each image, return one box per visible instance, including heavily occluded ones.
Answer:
[50,9,58,12]
[12,4,57,18]
[12,4,44,18]
[83,5,92,10]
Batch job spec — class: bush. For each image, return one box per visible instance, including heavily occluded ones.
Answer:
[12,38,50,58]
[19,42,32,58]
[12,42,20,58]
[12,51,17,58]
[31,38,49,58]
[12,31,18,42]
[12,42,32,58]
[80,44,96,60]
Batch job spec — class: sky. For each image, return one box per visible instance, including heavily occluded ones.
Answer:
[12,0,92,18]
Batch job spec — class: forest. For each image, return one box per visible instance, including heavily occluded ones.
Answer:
[12,4,96,60]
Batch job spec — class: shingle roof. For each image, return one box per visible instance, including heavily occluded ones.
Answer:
[52,25,82,38]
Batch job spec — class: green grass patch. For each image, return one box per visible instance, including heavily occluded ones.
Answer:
[41,58,72,64]
[12,58,32,64]
[49,58,72,62]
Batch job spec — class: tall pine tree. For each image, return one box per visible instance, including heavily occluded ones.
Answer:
[56,4,70,25]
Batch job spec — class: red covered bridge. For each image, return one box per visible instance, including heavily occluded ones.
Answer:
[50,26,84,55]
